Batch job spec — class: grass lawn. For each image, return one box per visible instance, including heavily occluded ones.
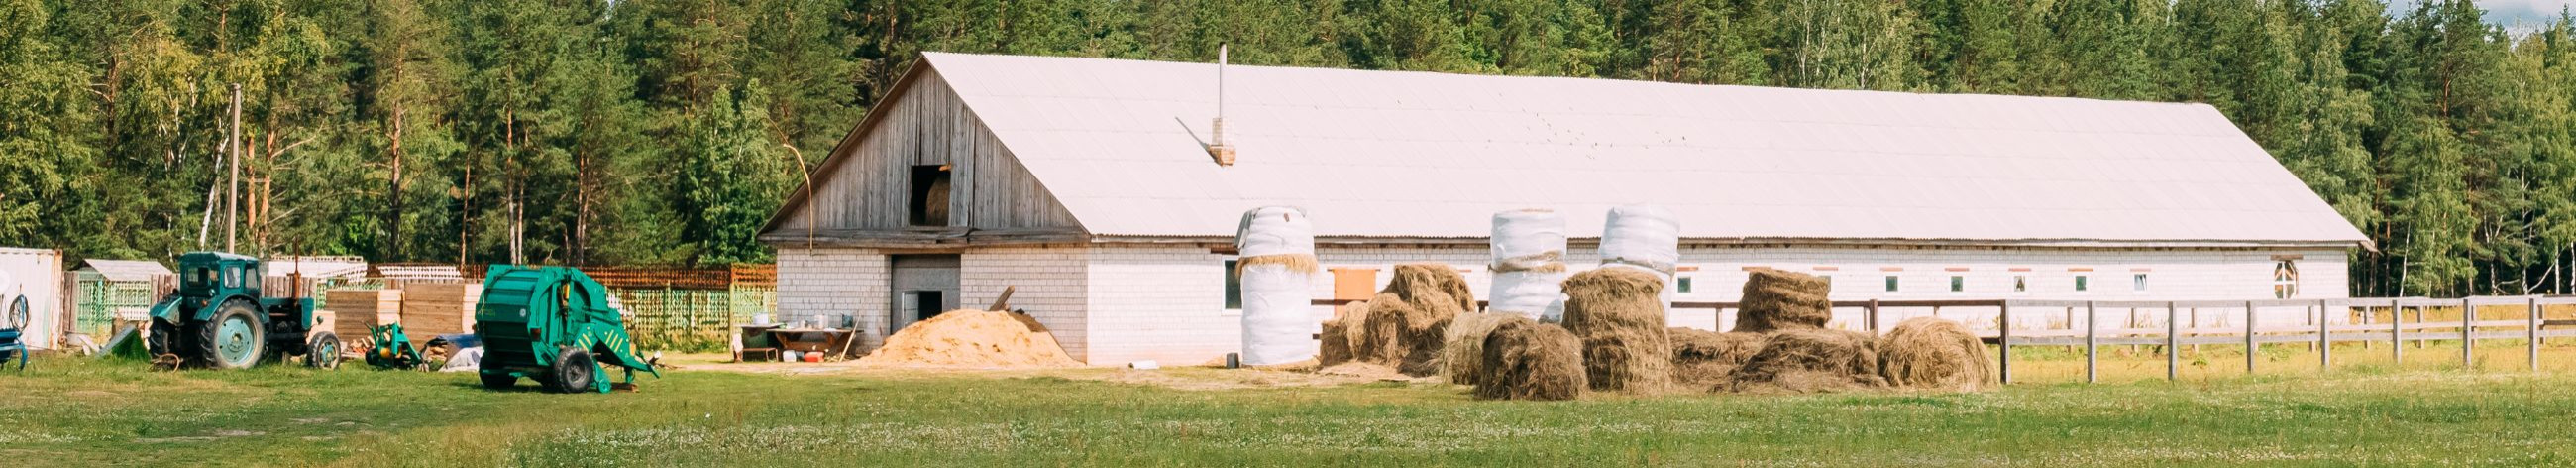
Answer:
[7,346,2576,467]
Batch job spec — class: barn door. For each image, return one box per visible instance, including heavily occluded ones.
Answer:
[889,254,961,333]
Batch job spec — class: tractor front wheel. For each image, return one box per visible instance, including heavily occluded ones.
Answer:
[190,301,267,370]
[147,319,180,357]
[545,347,598,394]
[305,332,342,369]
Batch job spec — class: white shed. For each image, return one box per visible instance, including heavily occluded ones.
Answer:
[760,53,2370,365]
[1,248,66,350]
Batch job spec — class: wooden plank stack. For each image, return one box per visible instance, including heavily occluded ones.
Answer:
[323,290,402,341]
[400,283,483,343]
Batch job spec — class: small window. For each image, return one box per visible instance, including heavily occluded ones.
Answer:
[246,270,261,291]
[1884,276,1900,292]
[2074,275,2090,292]
[2132,274,2149,292]
[223,267,241,289]
[1949,276,1965,292]
[907,165,952,227]
[2273,261,2300,298]
[1224,259,1241,310]
[1676,276,1694,293]
[2012,276,2028,292]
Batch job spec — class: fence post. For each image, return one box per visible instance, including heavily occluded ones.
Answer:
[2086,301,2098,384]
[2317,299,2330,371]
[2245,300,2258,375]
[1998,301,2012,385]
[2393,300,2405,366]
[2530,296,2541,373]
[1867,299,1880,336]
[2167,301,2181,382]
[2463,297,2475,369]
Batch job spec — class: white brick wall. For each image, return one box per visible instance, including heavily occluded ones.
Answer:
[775,247,890,348]
[779,242,2353,365]
[961,247,1092,361]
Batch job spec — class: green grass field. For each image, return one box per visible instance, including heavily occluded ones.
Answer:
[8,345,2576,467]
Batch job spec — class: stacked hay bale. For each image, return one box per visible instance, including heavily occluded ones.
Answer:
[1488,209,1568,320]
[1666,327,1765,388]
[1472,316,1585,401]
[1732,268,1831,333]
[1234,206,1320,366]
[1439,311,1516,384]
[1561,268,1671,393]
[1727,328,1886,393]
[1878,317,1991,391]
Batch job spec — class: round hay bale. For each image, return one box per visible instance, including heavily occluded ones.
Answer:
[1733,268,1833,333]
[1317,304,1361,366]
[1440,312,1517,385]
[1878,317,1992,391]
[1473,316,1585,401]
[1359,292,1415,366]
[1727,328,1885,394]
[1667,327,1765,390]
[1394,288,1462,376]
[1561,268,1671,393]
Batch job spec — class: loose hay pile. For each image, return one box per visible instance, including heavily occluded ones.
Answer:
[1317,264,1473,376]
[1733,268,1832,333]
[1473,316,1585,401]
[858,309,1080,368]
[1561,268,1671,393]
[1878,317,1991,391]
[1726,328,1885,394]
[1439,312,1517,385]
[1666,327,1765,389]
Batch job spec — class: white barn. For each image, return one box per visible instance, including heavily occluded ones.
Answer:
[760,53,2370,366]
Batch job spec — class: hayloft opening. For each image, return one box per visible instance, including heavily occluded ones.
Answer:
[908,165,951,227]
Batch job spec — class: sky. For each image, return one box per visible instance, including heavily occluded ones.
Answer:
[2391,0,2572,32]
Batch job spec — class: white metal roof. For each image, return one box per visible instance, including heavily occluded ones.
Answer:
[266,256,370,279]
[900,53,2369,246]
[76,259,172,283]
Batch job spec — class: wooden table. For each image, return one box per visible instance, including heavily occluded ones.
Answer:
[766,328,856,360]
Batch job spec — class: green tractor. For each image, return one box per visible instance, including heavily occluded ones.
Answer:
[473,266,659,393]
[147,252,342,370]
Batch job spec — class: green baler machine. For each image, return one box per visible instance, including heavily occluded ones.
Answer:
[474,266,659,393]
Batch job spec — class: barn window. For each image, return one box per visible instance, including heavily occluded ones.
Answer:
[2273,261,2300,298]
[1884,276,1900,292]
[907,165,952,227]
[2074,275,2090,292]
[1676,276,1694,293]
[2012,276,2028,292]
[1949,276,1964,292]
[2133,274,2149,292]
[1224,259,1242,310]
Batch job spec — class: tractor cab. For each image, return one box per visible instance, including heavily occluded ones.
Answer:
[146,251,340,370]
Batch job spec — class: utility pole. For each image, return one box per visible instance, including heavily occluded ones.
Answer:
[226,83,242,253]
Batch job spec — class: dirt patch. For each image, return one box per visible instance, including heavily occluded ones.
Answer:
[856,309,1079,368]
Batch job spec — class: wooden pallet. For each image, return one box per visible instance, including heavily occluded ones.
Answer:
[322,290,402,341]
[400,284,482,342]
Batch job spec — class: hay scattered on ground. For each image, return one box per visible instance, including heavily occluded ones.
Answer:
[1439,312,1517,385]
[1473,317,1585,401]
[1734,268,1833,333]
[1727,328,1885,394]
[1667,327,1766,389]
[1314,362,1415,381]
[858,309,1080,368]
[1878,317,1991,391]
[1561,268,1671,393]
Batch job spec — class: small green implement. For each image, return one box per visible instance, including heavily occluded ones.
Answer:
[364,324,427,370]
[474,266,659,393]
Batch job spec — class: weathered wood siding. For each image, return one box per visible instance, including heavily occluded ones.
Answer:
[771,66,1083,234]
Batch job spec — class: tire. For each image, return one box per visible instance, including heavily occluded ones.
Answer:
[148,319,180,357]
[305,332,342,369]
[5,296,26,329]
[546,347,598,394]
[191,301,267,370]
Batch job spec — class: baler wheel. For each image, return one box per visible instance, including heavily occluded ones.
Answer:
[306,332,343,369]
[546,347,598,394]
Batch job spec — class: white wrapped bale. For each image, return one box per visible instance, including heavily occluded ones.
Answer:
[1599,205,1679,312]
[1489,209,1568,321]
[1236,206,1319,366]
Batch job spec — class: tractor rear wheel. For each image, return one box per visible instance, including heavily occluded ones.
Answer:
[305,332,342,369]
[190,301,267,370]
[545,347,598,394]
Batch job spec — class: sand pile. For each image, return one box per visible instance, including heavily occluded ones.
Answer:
[1438,311,1517,385]
[858,309,1079,368]
[1472,316,1585,401]
[1561,268,1670,393]
[1726,328,1885,394]
[1666,327,1765,389]
[1878,317,1991,391]
[1733,268,1833,333]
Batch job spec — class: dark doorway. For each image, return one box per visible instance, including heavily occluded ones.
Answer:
[912,291,946,323]
[909,165,951,227]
